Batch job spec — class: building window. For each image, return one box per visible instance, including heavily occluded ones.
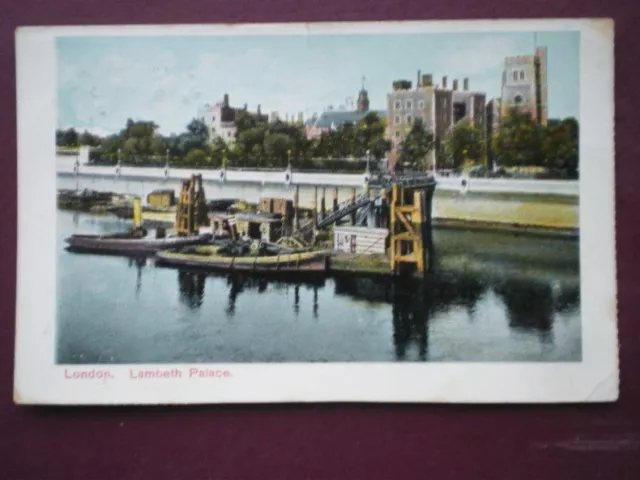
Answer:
[406,115,413,125]
[512,71,518,81]
[406,100,413,109]
[418,100,425,109]
[443,98,448,110]
[519,70,525,80]
[394,131,400,138]
[514,94,523,105]
[394,115,401,124]
[394,100,401,110]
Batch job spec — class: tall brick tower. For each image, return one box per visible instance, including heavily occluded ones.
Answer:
[500,45,548,125]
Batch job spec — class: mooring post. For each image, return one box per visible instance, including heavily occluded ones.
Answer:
[380,188,389,229]
[333,187,339,213]
[293,185,300,230]
[313,186,318,228]
[320,187,326,222]
[350,188,357,225]
[367,188,376,228]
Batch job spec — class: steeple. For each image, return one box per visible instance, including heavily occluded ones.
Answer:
[357,75,370,113]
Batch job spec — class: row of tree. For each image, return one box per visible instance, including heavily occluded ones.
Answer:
[56,111,391,172]
[56,107,579,176]
[397,108,579,177]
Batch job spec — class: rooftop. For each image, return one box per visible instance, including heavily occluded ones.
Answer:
[307,109,386,129]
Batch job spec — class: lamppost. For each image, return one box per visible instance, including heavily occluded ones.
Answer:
[164,148,170,179]
[116,148,122,176]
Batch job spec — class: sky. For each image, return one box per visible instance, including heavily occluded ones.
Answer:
[57,30,580,136]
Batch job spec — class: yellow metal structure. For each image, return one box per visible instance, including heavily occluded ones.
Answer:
[388,184,426,275]
[132,197,142,228]
[175,174,208,236]
[147,189,175,208]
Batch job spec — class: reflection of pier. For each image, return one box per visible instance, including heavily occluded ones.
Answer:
[127,263,579,359]
[178,270,206,309]
[332,272,580,358]
[392,279,429,361]
[173,269,325,318]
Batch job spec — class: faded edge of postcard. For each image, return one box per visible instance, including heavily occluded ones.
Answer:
[14,19,617,405]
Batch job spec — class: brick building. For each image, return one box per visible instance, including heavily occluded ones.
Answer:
[386,73,486,171]
[500,47,548,125]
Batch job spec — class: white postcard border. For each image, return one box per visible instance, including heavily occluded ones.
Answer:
[14,19,617,405]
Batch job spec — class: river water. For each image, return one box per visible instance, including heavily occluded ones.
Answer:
[56,209,581,364]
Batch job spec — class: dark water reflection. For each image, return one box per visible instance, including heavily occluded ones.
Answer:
[56,211,581,364]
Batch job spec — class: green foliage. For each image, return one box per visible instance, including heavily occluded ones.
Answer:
[398,118,435,171]
[491,109,579,177]
[78,130,102,147]
[184,148,208,167]
[444,119,485,169]
[56,128,79,147]
[492,109,544,167]
[541,118,579,176]
[69,110,390,172]
[264,132,292,167]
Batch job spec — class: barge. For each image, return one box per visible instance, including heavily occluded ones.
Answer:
[65,231,213,256]
[155,245,328,276]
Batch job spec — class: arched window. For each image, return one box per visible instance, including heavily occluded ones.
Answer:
[512,71,518,81]
[519,70,525,80]
[514,94,523,105]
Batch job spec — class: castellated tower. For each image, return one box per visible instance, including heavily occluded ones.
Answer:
[500,46,548,125]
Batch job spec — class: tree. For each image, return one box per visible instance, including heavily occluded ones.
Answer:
[354,112,390,160]
[264,133,292,167]
[151,135,169,157]
[399,118,435,171]
[56,128,79,147]
[492,109,544,167]
[444,119,485,169]
[186,118,209,145]
[541,117,579,177]
[185,148,208,167]
[209,137,230,168]
[78,130,102,147]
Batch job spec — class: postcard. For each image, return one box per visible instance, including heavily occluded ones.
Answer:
[14,19,617,405]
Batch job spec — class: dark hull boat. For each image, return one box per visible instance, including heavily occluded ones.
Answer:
[65,232,213,256]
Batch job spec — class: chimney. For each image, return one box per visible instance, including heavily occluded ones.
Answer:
[244,103,248,111]
[463,78,469,91]
[422,74,433,87]
[453,79,459,91]
[442,76,448,89]
[417,70,421,89]
[257,104,261,115]
[223,94,229,107]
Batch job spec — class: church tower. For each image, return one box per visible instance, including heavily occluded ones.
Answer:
[357,76,370,113]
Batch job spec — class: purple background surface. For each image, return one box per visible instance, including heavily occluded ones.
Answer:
[1,1,638,479]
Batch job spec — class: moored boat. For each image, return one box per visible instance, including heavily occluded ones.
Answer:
[65,231,213,256]
[155,245,329,275]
